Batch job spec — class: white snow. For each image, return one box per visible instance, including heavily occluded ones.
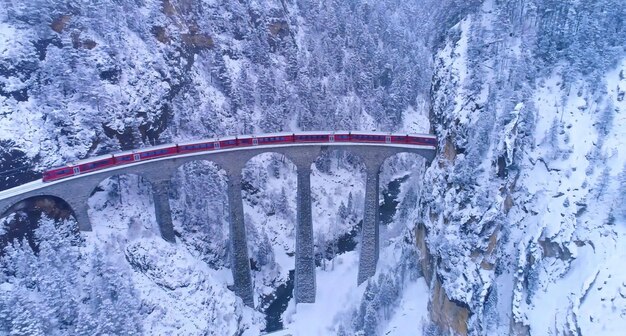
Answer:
[282,251,364,335]
[382,279,430,335]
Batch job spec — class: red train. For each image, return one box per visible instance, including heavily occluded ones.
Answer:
[42,132,437,182]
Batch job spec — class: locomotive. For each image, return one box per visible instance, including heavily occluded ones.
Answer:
[42,131,437,182]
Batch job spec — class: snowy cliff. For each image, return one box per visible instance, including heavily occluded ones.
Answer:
[421,0,626,334]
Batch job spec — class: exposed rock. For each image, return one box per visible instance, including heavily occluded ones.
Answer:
[503,193,513,214]
[416,222,435,284]
[431,277,470,336]
[82,39,97,49]
[162,0,176,17]
[181,33,214,50]
[51,14,71,33]
[268,21,290,38]
[71,31,97,49]
[442,137,457,162]
[151,26,170,44]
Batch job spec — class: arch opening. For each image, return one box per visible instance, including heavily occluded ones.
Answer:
[311,149,366,270]
[0,195,80,254]
[88,173,158,241]
[242,152,297,331]
[378,152,427,242]
[169,160,230,269]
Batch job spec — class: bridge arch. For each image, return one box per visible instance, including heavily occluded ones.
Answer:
[241,152,298,310]
[0,194,81,251]
[87,173,161,240]
[378,152,427,239]
[310,149,366,269]
[169,160,231,268]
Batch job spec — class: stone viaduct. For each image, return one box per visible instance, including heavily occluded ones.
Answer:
[0,143,435,307]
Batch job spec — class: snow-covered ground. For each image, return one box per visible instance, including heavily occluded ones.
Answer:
[382,279,430,335]
[509,58,626,336]
[86,173,264,335]
[282,251,365,335]
[281,245,430,336]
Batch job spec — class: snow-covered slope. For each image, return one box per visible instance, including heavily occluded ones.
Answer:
[420,0,626,334]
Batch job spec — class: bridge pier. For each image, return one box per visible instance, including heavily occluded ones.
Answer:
[69,202,92,232]
[357,161,381,285]
[226,171,255,308]
[152,180,176,243]
[295,162,316,303]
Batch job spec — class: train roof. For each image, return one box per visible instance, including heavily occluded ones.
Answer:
[349,130,392,136]
[177,135,232,146]
[407,132,436,138]
[253,131,296,138]
[294,131,332,135]
[112,143,178,157]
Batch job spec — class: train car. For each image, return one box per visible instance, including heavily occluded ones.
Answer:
[350,131,389,143]
[388,134,409,144]
[255,132,295,145]
[76,156,116,174]
[219,136,238,149]
[406,135,437,146]
[43,154,116,182]
[237,135,254,147]
[331,131,351,142]
[114,144,178,165]
[178,139,217,154]
[294,132,331,143]
[42,165,75,182]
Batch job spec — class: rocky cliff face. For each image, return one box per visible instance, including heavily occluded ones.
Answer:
[420,0,626,334]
